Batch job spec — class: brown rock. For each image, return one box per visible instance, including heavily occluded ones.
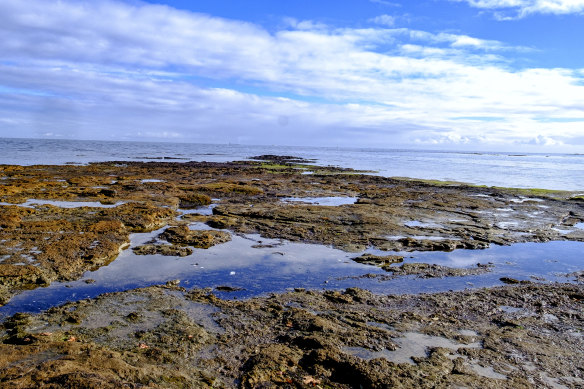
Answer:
[132,244,193,257]
[161,225,231,249]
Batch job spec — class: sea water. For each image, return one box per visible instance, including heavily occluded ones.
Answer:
[0,137,582,191]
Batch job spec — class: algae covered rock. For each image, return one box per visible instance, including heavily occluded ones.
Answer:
[197,182,263,196]
[132,244,193,257]
[106,203,176,232]
[0,264,50,288]
[351,253,404,270]
[205,215,239,229]
[387,262,492,278]
[178,193,212,209]
[161,225,231,249]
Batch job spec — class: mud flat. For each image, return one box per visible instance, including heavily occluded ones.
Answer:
[0,156,583,387]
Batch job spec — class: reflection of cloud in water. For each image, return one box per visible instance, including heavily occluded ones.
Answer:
[180,204,216,216]
[282,197,357,206]
[1,230,584,319]
[404,221,444,228]
[439,252,489,267]
[345,332,481,365]
[0,199,124,208]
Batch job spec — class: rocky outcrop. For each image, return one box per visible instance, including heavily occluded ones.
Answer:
[132,244,193,257]
[160,225,231,249]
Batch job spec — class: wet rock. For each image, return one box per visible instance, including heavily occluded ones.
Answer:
[351,253,404,270]
[323,290,355,304]
[250,155,316,164]
[178,193,211,209]
[215,286,243,292]
[205,215,239,229]
[0,264,49,288]
[165,279,180,287]
[196,182,263,196]
[0,210,132,298]
[395,237,489,251]
[566,270,584,283]
[160,225,231,249]
[132,244,193,257]
[500,277,519,284]
[106,203,176,232]
[99,188,117,197]
[241,344,303,388]
[1,283,583,388]
[343,287,374,303]
[250,243,281,249]
[386,263,493,278]
[2,158,583,289]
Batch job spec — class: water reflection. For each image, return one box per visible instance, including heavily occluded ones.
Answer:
[0,199,125,208]
[281,197,358,206]
[0,228,583,319]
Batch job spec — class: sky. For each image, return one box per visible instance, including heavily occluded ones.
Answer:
[1,0,583,151]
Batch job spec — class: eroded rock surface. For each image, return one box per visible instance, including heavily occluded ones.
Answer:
[160,225,231,249]
[0,157,583,387]
[132,244,193,257]
[1,158,583,305]
[351,253,404,270]
[385,262,494,278]
[0,201,175,303]
[1,283,582,388]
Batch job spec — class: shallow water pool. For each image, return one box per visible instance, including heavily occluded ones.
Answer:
[0,199,125,208]
[281,196,358,206]
[0,224,582,320]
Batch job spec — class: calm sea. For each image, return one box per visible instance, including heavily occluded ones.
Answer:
[1,137,582,191]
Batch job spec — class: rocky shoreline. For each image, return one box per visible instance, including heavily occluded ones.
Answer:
[1,283,582,388]
[0,156,583,387]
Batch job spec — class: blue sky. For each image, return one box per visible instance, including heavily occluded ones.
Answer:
[0,0,583,151]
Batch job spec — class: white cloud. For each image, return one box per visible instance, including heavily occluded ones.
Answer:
[455,0,584,18]
[370,0,401,6]
[283,18,329,31]
[369,14,396,26]
[527,135,564,146]
[0,0,582,150]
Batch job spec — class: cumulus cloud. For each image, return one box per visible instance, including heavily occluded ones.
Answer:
[454,0,584,18]
[527,135,564,146]
[0,0,583,149]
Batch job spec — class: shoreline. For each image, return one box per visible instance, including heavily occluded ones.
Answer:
[2,137,584,191]
[0,156,583,387]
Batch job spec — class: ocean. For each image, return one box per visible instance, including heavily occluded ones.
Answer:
[1,137,582,191]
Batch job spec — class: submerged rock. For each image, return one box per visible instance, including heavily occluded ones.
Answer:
[215,286,243,292]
